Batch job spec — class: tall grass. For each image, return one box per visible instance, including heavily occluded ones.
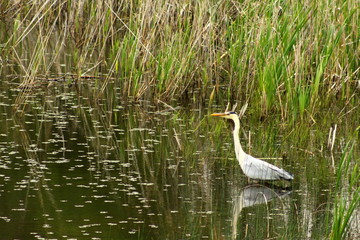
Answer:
[0,0,358,118]
[330,134,360,240]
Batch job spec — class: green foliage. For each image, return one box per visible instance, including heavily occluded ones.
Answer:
[330,136,360,240]
[0,0,358,119]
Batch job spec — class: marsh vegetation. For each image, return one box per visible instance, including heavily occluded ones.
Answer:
[0,0,359,239]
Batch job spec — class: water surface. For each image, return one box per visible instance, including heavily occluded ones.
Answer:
[0,79,358,239]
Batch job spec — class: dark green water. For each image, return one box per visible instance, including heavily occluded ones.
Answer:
[0,80,358,239]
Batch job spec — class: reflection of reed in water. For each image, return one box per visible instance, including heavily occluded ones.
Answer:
[12,112,58,231]
[231,184,292,240]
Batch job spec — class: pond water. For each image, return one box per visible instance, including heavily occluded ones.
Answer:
[0,79,358,239]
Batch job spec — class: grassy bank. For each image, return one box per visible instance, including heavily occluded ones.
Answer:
[0,0,358,118]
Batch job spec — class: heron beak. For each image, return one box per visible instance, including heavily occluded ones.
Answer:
[211,113,227,117]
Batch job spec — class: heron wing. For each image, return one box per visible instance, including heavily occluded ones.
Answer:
[242,154,293,180]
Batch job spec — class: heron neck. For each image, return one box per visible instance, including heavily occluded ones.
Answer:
[232,119,246,164]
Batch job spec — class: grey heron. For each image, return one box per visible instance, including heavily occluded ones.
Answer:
[211,111,294,181]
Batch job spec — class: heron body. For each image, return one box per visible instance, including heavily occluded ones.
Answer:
[211,111,294,181]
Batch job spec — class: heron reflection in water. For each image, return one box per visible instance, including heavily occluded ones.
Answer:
[231,184,292,239]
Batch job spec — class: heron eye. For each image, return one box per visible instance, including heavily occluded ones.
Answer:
[228,111,236,114]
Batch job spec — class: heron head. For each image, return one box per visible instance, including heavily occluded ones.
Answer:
[211,111,239,131]
[211,111,238,119]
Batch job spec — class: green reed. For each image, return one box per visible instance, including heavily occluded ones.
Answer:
[330,134,359,240]
[0,0,358,119]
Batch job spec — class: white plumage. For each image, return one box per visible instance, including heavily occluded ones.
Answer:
[211,111,294,181]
